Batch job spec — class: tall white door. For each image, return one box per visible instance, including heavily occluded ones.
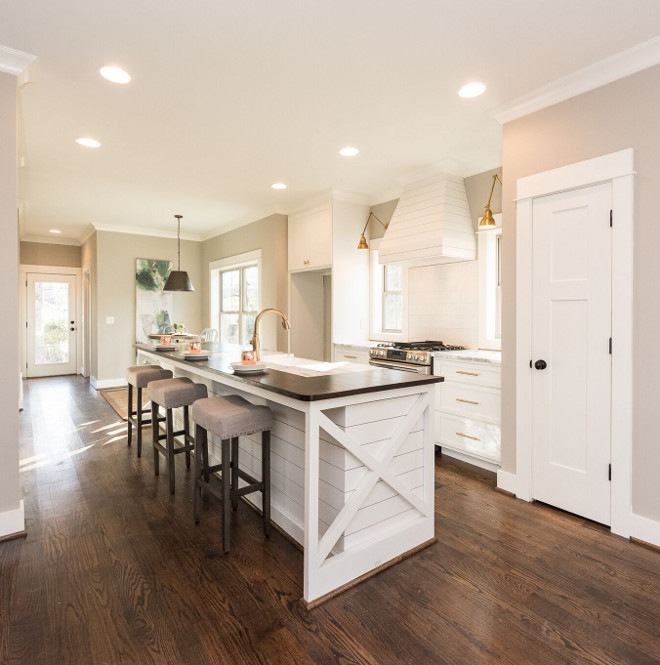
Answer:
[531,182,612,525]
[26,273,78,377]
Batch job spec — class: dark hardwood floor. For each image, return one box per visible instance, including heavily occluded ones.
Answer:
[1,375,659,664]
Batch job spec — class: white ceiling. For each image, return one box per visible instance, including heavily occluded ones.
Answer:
[2,0,660,242]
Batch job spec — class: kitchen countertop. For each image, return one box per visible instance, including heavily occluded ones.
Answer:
[135,342,443,401]
[432,349,502,365]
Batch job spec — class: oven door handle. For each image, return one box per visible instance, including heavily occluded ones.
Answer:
[369,359,426,373]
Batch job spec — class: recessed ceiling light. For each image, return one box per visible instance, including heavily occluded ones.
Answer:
[75,137,101,148]
[339,146,359,157]
[99,65,131,84]
[271,183,287,190]
[458,82,486,98]
[49,229,61,234]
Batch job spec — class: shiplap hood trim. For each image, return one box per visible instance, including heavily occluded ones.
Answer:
[378,172,476,267]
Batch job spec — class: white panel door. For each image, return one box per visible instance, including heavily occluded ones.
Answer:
[26,273,78,377]
[531,183,612,525]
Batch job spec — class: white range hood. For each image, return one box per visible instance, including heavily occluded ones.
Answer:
[378,172,476,267]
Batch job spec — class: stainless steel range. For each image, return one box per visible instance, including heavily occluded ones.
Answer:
[369,341,466,374]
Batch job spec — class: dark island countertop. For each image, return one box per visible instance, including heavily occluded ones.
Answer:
[135,342,443,402]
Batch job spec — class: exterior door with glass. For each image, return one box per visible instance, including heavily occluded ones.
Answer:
[26,273,78,377]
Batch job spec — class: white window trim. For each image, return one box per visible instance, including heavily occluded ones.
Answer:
[478,213,502,351]
[369,238,409,343]
[209,249,262,337]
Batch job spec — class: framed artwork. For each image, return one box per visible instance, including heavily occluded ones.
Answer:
[135,259,173,342]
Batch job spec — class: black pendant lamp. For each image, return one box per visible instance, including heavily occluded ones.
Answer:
[163,214,194,291]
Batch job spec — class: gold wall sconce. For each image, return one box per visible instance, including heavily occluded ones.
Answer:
[357,211,388,250]
[479,174,502,230]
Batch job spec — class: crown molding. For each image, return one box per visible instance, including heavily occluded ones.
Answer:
[491,35,660,124]
[21,234,81,247]
[0,45,37,76]
[91,223,204,242]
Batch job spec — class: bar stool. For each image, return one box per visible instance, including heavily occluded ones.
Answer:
[125,365,173,457]
[191,395,273,554]
[148,377,208,494]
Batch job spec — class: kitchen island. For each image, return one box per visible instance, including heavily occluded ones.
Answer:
[135,342,443,606]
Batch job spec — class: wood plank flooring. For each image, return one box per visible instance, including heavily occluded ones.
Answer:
[1,375,659,664]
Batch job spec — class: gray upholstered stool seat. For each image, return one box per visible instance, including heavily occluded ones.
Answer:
[125,365,173,457]
[148,377,208,494]
[191,395,273,554]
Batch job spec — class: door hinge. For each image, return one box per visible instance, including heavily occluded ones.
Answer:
[25,321,28,328]
[610,210,613,227]
[608,464,612,481]
[609,338,612,354]
[529,359,533,368]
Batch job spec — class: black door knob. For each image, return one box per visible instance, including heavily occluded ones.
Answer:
[534,359,547,370]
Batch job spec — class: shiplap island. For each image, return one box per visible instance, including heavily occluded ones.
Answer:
[135,342,443,606]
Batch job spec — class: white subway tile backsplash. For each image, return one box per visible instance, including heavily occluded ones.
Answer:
[408,261,478,346]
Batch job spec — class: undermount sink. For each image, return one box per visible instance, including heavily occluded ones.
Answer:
[263,353,346,371]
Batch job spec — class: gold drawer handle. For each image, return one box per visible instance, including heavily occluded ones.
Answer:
[343,355,357,359]
[456,431,480,441]
[456,398,479,405]
[456,370,479,376]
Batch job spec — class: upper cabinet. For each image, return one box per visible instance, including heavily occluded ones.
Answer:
[288,206,333,272]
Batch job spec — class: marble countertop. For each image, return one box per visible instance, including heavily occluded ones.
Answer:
[432,349,502,365]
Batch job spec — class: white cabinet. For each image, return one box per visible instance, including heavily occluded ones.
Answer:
[333,344,370,364]
[434,356,501,470]
[288,197,371,359]
[288,206,333,272]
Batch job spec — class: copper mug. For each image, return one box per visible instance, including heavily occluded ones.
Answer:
[160,335,172,345]
[241,350,256,365]
[188,341,202,354]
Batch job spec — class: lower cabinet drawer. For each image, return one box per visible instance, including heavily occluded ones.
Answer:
[435,413,501,462]
[334,346,370,364]
[435,361,501,389]
[436,383,500,422]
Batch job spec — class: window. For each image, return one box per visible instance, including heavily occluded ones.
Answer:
[383,264,403,332]
[478,215,502,350]
[209,250,262,346]
[369,240,408,342]
[219,265,258,345]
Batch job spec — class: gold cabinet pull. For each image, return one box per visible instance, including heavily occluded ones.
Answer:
[303,259,311,265]
[456,370,479,376]
[344,355,357,359]
[456,431,480,441]
[456,398,479,405]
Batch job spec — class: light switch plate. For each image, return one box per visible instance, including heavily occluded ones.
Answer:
[106,316,115,325]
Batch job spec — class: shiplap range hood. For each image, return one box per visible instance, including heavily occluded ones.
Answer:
[378,172,476,267]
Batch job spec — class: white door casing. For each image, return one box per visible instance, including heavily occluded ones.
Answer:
[531,183,612,525]
[508,148,634,539]
[26,273,77,377]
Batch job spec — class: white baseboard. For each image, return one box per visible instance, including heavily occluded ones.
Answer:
[0,500,25,538]
[439,447,500,473]
[630,512,660,549]
[496,469,521,496]
[92,377,127,390]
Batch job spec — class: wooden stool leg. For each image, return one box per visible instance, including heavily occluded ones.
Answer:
[262,430,271,538]
[194,424,203,524]
[152,401,160,476]
[222,438,231,554]
[167,408,175,494]
[231,437,239,510]
[203,432,210,483]
[127,384,133,446]
[136,387,143,458]
[184,406,191,469]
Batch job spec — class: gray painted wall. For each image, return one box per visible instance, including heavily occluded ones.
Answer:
[94,231,203,383]
[502,64,660,522]
[201,214,288,353]
[20,241,82,268]
[0,72,21,526]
